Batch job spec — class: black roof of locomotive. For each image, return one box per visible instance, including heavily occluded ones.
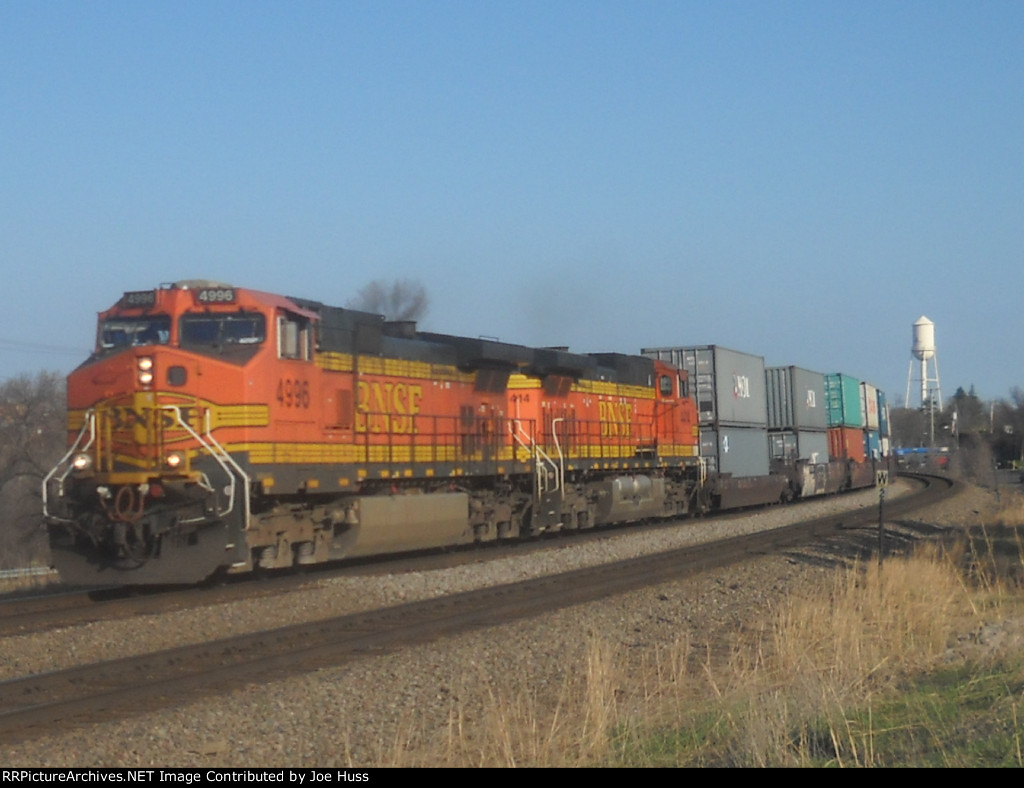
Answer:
[589,352,656,387]
[290,296,654,386]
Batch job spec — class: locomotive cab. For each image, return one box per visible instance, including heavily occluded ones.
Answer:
[43,281,271,584]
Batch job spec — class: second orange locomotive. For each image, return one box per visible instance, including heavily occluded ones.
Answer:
[44,281,702,584]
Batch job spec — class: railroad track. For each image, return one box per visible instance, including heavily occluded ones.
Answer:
[0,472,956,744]
[0,474,945,633]
[0,476,911,637]
[0,576,316,637]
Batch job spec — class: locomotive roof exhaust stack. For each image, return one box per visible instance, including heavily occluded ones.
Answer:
[906,315,942,411]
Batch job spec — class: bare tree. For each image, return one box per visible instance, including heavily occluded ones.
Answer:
[0,371,66,567]
[346,279,429,322]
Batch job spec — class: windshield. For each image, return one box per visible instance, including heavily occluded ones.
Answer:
[180,312,266,347]
[99,316,171,350]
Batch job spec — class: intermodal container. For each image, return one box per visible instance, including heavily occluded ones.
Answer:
[642,345,767,427]
[770,429,829,463]
[700,425,770,477]
[766,366,828,430]
[877,390,890,437]
[861,383,880,430]
[865,430,881,460]
[769,431,797,461]
[825,373,864,428]
[828,426,866,463]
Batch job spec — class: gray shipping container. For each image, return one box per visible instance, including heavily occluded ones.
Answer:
[701,425,770,478]
[766,366,828,431]
[769,429,829,463]
[642,345,767,427]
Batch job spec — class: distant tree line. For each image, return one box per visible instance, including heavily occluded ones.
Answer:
[890,385,1024,482]
[0,371,66,568]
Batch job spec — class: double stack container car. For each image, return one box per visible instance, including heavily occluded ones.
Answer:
[765,366,833,498]
[642,345,785,508]
[642,352,891,508]
[825,372,879,489]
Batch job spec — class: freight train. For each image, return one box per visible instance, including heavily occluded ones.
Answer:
[43,281,888,586]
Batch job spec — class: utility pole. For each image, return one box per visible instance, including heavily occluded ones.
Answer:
[877,468,889,564]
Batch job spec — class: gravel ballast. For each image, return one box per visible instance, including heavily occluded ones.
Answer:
[0,480,1004,766]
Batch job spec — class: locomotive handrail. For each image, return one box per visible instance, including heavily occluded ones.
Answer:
[158,405,251,528]
[42,410,97,522]
[550,417,566,494]
[509,418,561,496]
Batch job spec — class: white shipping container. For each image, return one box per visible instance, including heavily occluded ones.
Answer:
[860,382,880,431]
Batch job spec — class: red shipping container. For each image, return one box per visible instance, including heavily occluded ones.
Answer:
[829,426,866,463]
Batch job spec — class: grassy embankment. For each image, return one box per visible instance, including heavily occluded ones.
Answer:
[371,489,1024,767]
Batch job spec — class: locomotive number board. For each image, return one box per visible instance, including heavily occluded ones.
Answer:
[121,290,157,308]
[192,287,237,305]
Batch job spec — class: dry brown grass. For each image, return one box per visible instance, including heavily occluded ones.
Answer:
[995,489,1024,527]
[363,518,1024,767]
[375,638,626,767]
[714,548,984,766]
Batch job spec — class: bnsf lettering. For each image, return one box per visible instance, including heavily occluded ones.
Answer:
[106,406,146,429]
[105,407,196,430]
[356,381,423,434]
[599,401,633,437]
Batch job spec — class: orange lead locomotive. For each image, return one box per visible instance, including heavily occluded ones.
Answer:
[44,281,702,585]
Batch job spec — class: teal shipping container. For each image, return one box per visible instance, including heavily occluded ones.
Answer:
[825,373,864,428]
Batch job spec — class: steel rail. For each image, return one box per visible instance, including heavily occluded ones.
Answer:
[0,472,955,744]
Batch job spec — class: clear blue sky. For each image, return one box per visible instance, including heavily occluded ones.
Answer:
[2,0,1021,405]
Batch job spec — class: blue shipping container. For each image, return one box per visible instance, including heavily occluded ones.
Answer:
[877,390,890,437]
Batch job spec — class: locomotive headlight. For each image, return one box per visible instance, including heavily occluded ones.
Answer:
[137,356,154,386]
[71,453,93,472]
[165,451,185,470]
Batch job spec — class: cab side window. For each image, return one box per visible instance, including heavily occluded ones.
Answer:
[278,313,311,360]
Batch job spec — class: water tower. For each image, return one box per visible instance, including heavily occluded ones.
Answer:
[906,315,942,410]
